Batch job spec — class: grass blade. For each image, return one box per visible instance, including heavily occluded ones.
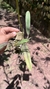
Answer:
[22,44,32,71]
[25,11,31,37]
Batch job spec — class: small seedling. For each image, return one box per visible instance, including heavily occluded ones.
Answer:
[14,3,32,71]
[0,0,32,71]
[14,33,32,71]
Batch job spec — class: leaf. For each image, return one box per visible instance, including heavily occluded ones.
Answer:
[25,11,31,36]
[23,51,32,71]
[14,38,29,47]
[0,42,8,50]
[22,45,32,71]
[15,32,24,40]
[44,0,46,2]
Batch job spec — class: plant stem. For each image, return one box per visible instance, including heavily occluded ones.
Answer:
[16,0,22,31]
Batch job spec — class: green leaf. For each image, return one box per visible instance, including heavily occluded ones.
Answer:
[25,11,31,37]
[22,45,32,71]
[23,51,32,71]
[14,38,29,47]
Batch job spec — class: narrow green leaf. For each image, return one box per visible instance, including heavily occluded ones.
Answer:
[14,39,29,47]
[22,45,32,71]
[23,51,32,71]
[25,11,31,36]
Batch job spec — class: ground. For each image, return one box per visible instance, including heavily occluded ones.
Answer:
[0,8,50,89]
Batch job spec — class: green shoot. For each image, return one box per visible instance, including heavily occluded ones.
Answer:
[15,31,32,71]
[15,1,32,71]
[25,11,31,37]
[16,0,22,31]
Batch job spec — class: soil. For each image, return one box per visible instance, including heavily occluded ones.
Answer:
[0,8,50,89]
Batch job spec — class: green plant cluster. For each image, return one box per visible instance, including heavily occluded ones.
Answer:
[3,0,50,21]
[1,1,14,12]
[22,1,49,21]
